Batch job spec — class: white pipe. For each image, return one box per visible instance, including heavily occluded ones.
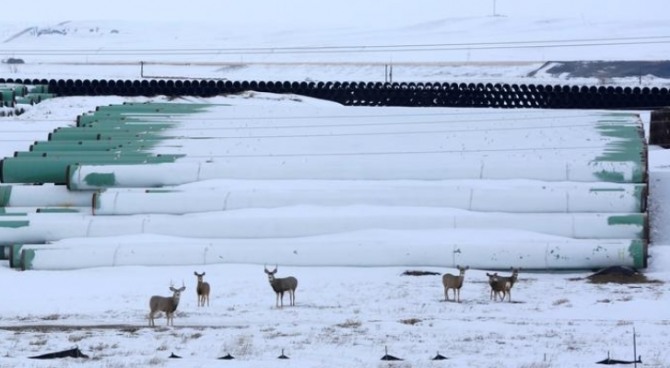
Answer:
[67,157,641,190]
[17,230,643,270]
[0,208,645,244]
[0,184,94,207]
[91,181,644,215]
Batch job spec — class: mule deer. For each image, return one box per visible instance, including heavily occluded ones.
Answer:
[149,284,186,327]
[498,267,519,302]
[194,271,210,307]
[486,272,506,301]
[487,268,519,302]
[442,265,469,303]
[264,265,298,308]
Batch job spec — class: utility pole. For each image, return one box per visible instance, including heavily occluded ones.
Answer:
[633,327,637,368]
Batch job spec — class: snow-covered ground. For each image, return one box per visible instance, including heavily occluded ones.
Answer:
[2,2,670,367]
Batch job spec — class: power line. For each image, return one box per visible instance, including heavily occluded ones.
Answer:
[2,35,670,56]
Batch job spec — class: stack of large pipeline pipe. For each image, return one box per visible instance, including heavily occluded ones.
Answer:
[0,102,207,184]
[0,102,649,270]
[2,77,670,108]
[0,82,52,112]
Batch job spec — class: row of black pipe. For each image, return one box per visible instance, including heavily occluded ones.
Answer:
[2,78,669,109]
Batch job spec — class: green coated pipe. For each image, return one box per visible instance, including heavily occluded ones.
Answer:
[0,185,10,206]
[0,155,179,184]
[96,132,171,141]
[14,151,155,158]
[9,244,23,268]
[27,84,49,93]
[30,140,139,151]
[49,125,171,140]
[10,85,28,96]
[86,121,175,129]
[94,102,213,114]
[15,96,39,105]
[48,128,164,141]
[36,208,82,213]
[0,212,28,216]
[26,92,56,101]
[0,89,15,99]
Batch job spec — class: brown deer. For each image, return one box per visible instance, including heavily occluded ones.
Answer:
[442,265,469,303]
[487,267,520,302]
[148,284,186,327]
[264,265,298,308]
[486,272,505,301]
[194,271,210,307]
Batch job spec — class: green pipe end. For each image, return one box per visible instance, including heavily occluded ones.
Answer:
[20,248,35,271]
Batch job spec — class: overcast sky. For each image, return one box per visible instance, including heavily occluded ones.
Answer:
[0,0,666,23]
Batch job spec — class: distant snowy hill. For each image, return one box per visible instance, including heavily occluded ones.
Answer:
[1,4,670,85]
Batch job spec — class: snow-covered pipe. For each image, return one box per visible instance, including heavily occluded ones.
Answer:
[0,208,646,244]
[84,109,640,132]
[91,181,645,215]
[0,184,94,207]
[67,157,643,190]
[16,230,646,270]
[100,124,631,155]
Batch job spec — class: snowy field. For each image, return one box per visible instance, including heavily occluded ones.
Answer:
[2,1,670,367]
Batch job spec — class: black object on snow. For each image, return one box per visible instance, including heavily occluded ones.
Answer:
[169,352,182,359]
[589,266,639,278]
[597,352,642,365]
[30,347,89,359]
[218,353,235,360]
[381,346,402,361]
[277,349,289,359]
[402,270,441,276]
[432,351,449,360]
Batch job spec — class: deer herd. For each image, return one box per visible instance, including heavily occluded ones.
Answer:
[147,265,520,327]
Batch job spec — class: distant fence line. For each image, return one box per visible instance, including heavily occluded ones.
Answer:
[1,77,670,109]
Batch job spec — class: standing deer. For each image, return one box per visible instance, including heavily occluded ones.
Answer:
[486,272,506,301]
[194,271,210,307]
[487,267,519,302]
[264,265,298,308]
[499,267,519,302]
[148,284,186,327]
[442,265,469,303]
